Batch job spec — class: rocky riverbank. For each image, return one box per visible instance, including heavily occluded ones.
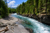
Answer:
[18,14,50,25]
[0,16,30,33]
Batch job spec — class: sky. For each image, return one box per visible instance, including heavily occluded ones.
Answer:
[7,0,27,8]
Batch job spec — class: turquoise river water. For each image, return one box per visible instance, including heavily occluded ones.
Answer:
[11,13,50,33]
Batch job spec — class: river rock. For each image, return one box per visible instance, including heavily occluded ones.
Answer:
[0,22,7,27]
[25,28,33,33]
[41,15,50,25]
[5,25,29,33]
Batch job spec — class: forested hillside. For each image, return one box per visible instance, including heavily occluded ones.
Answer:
[0,0,50,18]
[0,0,50,25]
[16,0,50,16]
[0,0,9,18]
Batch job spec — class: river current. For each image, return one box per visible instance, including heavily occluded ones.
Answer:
[11,13,50,33]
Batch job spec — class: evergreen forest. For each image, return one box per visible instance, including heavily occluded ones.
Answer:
[0,0,50,18]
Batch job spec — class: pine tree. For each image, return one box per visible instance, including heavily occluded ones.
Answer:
[0,0,9,18]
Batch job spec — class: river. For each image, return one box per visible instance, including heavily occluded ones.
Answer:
[11,13,50,33]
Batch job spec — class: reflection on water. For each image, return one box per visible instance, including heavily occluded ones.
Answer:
[11,13,50,33]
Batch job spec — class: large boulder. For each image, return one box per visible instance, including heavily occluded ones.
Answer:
[41,15,50,25]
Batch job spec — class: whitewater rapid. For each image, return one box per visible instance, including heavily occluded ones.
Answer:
[11,13,50,33]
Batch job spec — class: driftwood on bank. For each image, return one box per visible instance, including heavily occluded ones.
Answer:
[0,26,9,32]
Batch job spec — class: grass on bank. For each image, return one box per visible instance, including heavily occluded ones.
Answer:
[0,16,2,19]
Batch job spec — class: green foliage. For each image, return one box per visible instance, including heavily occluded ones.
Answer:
[0,0,49,18]
[0,0,9,18]
[16,0,50,15]
[8,8,16,13]
[0,16,2,19]
[16,0,38,15]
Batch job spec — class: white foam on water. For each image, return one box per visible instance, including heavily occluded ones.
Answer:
[43,31,50,33]
[22,17,50,33]
[12,13,17,15]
